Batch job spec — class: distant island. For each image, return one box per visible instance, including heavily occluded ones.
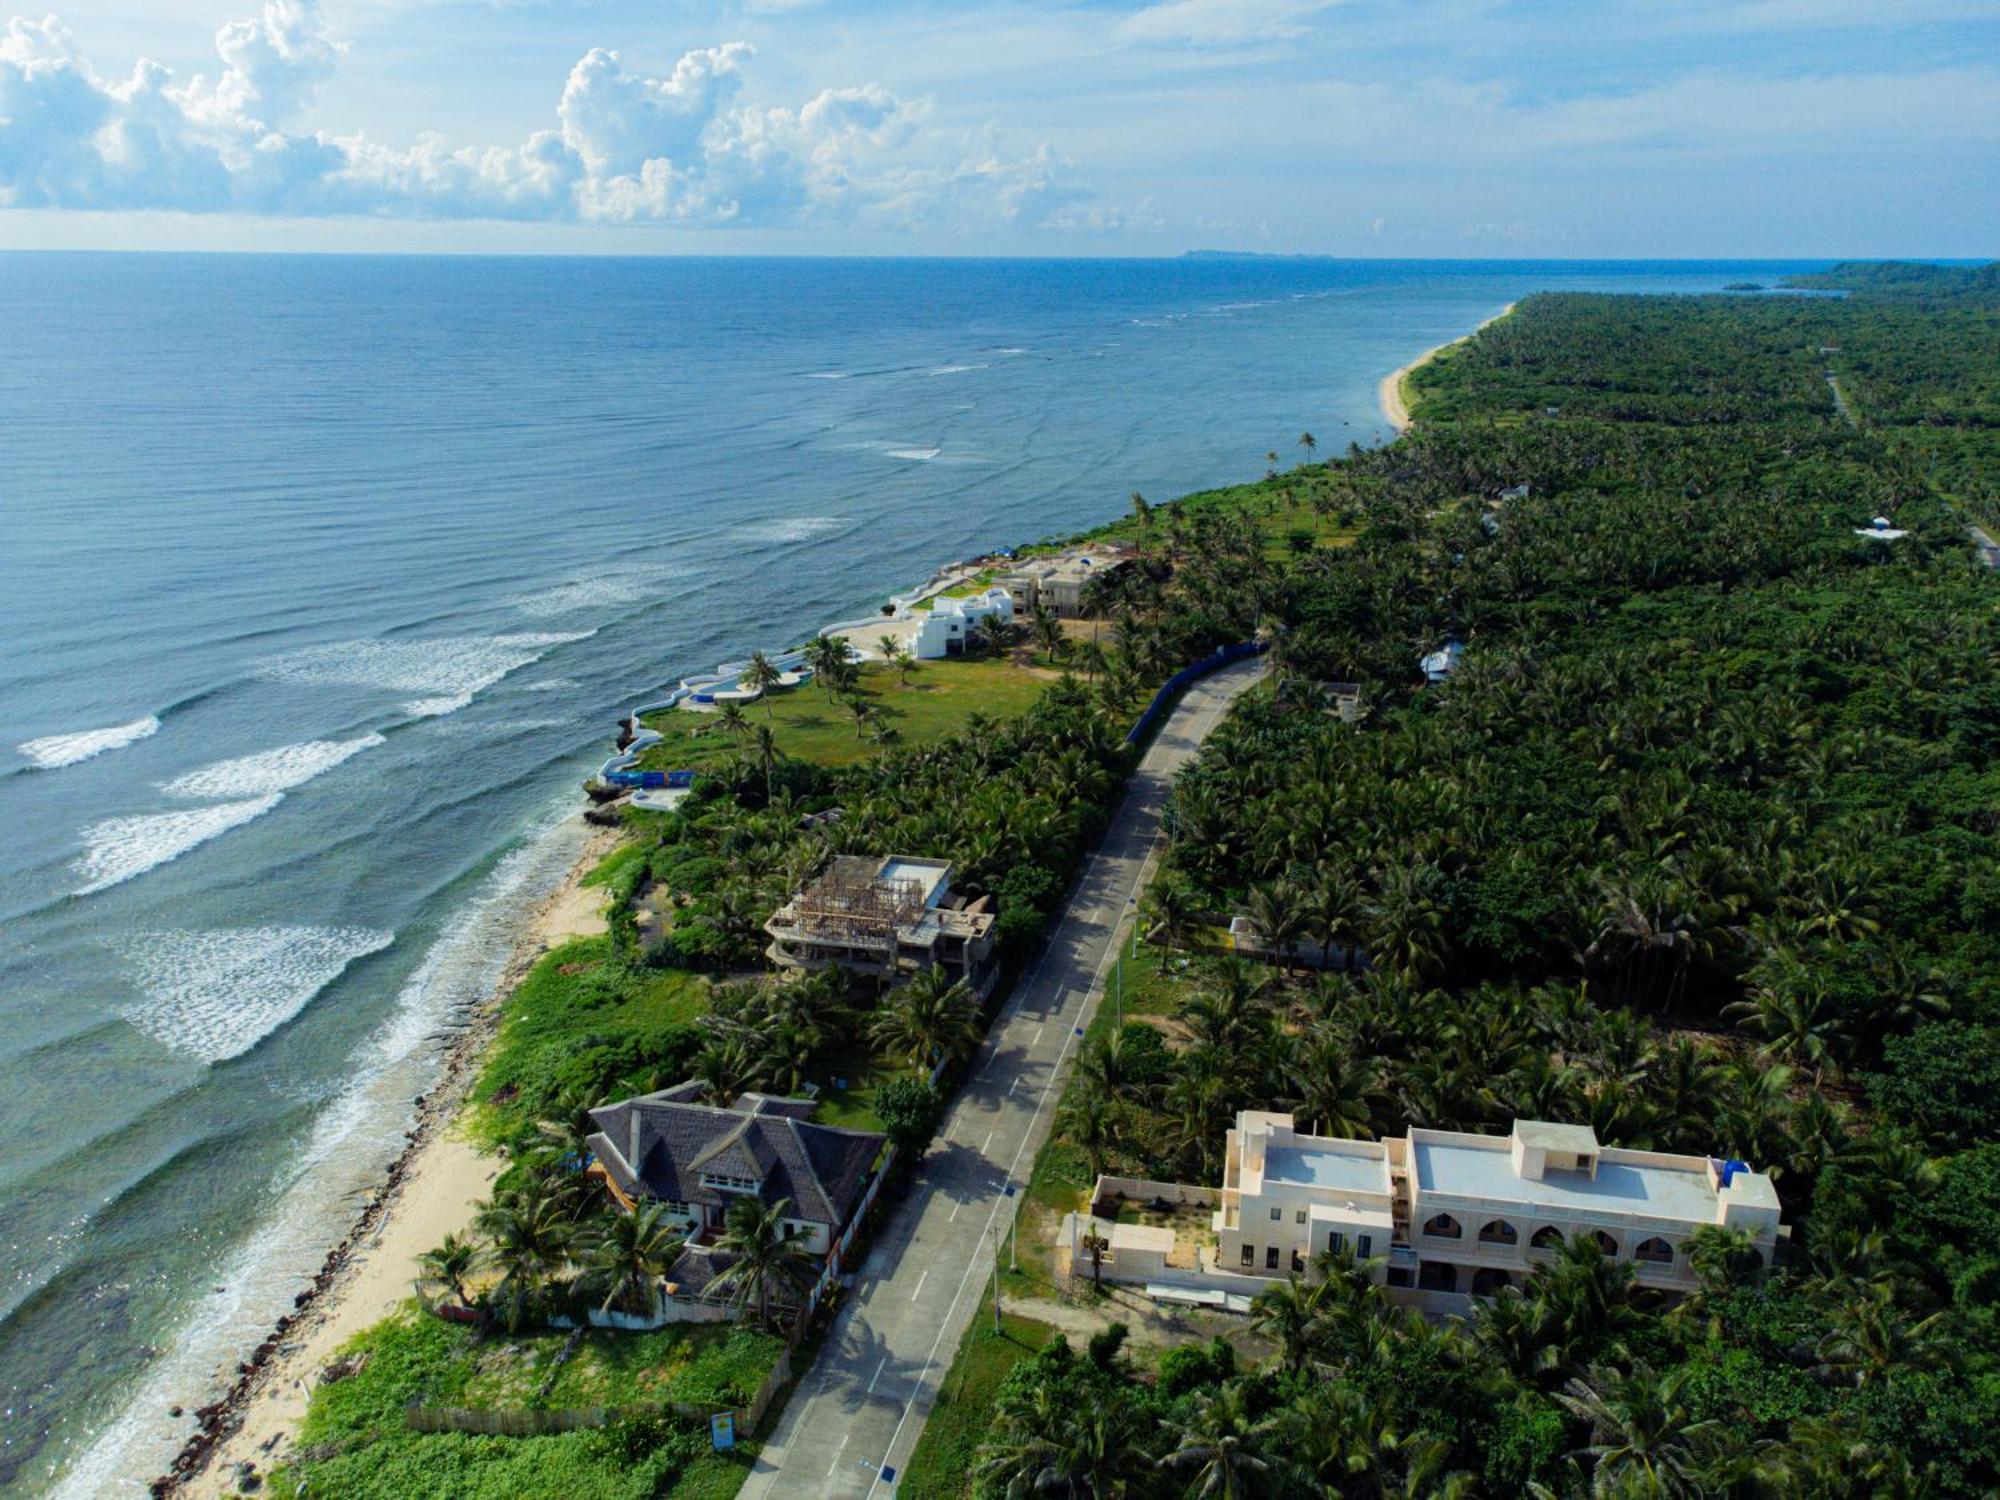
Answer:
[1723,281,1765,291]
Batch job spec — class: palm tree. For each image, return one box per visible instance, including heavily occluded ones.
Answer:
[1130,490,1150,540]
[1030,605,1067,660]
[741,651,783,716]
[1298,431,1317,465]
[752,723,779,801]
[974,612,1011,657]
[845,695,874,741]
[1164,1384,1276,1499]
[803,634,849,700]
[715,701,751,738]
[1811,1291,1950,1388]
[1250,1274,1327,1376]
[583,1201,685,1317]
[1555,1364,1718,1498]
[1144,880,1201,973]
[417,1231,478,1309]
[893,645,918,685]
[1245,880,1309,972]
[870,965,981,1069]
[1057,1090,1118,1180]
[1685,1223,1762,1295]
[475,1182,574,1330]
[710,1194,818,1330]
[876,633,903,664]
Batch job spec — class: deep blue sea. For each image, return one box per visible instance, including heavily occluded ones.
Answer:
[0,254,1818,1492]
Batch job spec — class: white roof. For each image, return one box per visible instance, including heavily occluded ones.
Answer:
[1414,1137,1720,1224]
[1513,1120,1599,1153]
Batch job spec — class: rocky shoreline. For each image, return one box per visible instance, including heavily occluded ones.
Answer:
[150,819,618,1497]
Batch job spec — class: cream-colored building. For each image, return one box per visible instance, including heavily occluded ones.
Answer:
[998,545,1133,619]
[1213,1113,1782,1302]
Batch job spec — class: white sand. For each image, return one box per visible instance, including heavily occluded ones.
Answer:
[1378,302,1518,433]
[182,826,615,1496]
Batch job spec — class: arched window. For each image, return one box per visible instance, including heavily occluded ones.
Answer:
[1470,1267,1513,1297]
[1477,1219,1518,1246]
[1422,1213,1462,1240]
[1529,1226,1564,1251]
[1591,1230,1619,1257]
[1418,1261,1458,1293]
[1635,1236,1674,1264]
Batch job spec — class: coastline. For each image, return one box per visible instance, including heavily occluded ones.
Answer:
[160,818,618,1498]
[1377,301,1517,432]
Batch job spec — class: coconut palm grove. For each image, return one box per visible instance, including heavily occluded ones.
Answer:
[271,262,2000,1498]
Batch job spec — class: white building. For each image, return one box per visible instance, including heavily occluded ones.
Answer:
[1214,1113,1782,1305]
[910,587,1014,660]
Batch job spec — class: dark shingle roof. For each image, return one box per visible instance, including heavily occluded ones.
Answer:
[588,1082,884,1229]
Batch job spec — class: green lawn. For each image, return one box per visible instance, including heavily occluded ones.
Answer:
[809,1046,921,1134]
[634,658,1051,773]
[896,1312,1062,1499]
[273,1306,783,1500]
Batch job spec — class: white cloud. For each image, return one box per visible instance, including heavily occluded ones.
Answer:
[1117,0,1339,45]
[0,2,1107,228]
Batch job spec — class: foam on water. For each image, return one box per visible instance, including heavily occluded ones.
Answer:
[158,734,384,800]
[513,569,677,618]
[518,677,578,692]
[16,715,160,770]
[884,447,943,461]
[261,632,594,717]
[804,370,849,379]
[748,516,849,542]
[50,810,589,1500]
[927,363,988,375]
[73,797,284,895]
[115,926,395,1063]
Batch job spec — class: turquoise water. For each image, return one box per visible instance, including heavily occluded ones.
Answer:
[0,254,1816,1492]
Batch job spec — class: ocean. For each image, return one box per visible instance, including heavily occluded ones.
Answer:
[0,254,1815,1493]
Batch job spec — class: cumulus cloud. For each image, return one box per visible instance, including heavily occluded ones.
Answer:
[0,2,1102,228]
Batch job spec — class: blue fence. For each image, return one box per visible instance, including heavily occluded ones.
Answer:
[1124,640,1266,746]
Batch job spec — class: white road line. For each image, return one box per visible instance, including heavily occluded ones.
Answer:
[1031,1024,1044,1045]
[867,1357,890,1394]
[981,1129,994,1153]
[948,1200,962,1222]
[827,1434,849,1478]
[909,1270,928,1301]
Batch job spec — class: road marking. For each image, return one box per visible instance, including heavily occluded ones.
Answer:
[981,1129,994,1153]
[868,1356,890,1393]
[1031,1024,1044,1045]
[910,1270,928,1301]
[948,1199,961,1222]
[827,1434,849,1478]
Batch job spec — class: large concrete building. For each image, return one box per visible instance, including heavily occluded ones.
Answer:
[998,545,1133,619]
[1215,1112,1782,1300]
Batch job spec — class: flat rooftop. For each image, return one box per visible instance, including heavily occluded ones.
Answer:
[877,857,950,905]
[1414,1139,1717,1223]
[1263,1144,1389,1195]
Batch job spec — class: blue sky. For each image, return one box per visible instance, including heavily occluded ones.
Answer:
[2,0,1996,254]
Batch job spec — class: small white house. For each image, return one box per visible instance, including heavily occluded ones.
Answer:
[1418,641,1464,683]
[1854,515,1908,542]
[911,587,1014,659]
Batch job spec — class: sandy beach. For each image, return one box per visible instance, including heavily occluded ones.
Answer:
[1378,301,1518,431]
[172,819,618,1498]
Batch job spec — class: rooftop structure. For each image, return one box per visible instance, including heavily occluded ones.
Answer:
[1212,1112,1781,1301]
[586,1082,885,1258]
[998,544,1135,619]
[911,587,1014,660]
[1418,640,1464,683]
[765,855,998,995]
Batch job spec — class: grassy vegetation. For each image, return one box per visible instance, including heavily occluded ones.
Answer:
[805,1047,921,1134]
[896,1312,1062,1500]
[272,1306,781,1500]
[633,657,1053,773]
[468,937,710,1149]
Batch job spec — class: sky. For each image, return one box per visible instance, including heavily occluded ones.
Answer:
[1,0,1996,256]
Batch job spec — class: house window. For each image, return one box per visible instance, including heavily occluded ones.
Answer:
[1270,1206,1282,1221]
[1591,1230,1619,1257]
[1295,1209,1308,1224]
[1417,1261,1458,1293]
[1530,1226,1564,1251]
[1422,1213,1462,1240]
[1265,1246,1280,1270]
[1635,1236,1674,1264]
[1477,1219,1519,1246]
[1241,1244,1255,1268]
[1357,1235,1372,1259]
[1326,1231,1345,1256]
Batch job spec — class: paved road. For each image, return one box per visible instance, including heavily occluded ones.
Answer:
[739,654,1265,1498]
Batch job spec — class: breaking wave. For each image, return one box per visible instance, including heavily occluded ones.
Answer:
[159,734,384,800]
[74,797,284,896]
[16,715,160,770]
[115,926,395,1063]
[261,632,594,718]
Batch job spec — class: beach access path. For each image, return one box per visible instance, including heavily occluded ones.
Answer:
[738,652,1266,1500]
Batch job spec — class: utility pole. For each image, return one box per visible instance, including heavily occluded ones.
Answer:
[991,1224,1003,1334]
